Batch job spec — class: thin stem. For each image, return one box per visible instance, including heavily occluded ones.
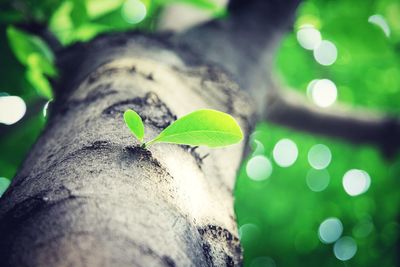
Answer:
[143,138,157,148]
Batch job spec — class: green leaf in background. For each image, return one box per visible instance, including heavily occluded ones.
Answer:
[27,53,58,77]
[71,0,89,27]
[26,68,54,99]
[6,26,56,100]
[50,0,154,45]
[87,0,125,19]
[146,109,243,148]
[124,109,145,142]
[6,26,54,65]
[157,0,227,17]
[48,0,75,44]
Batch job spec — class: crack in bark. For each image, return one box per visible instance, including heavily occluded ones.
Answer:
[102,92,177,129]
[197,224,242,266]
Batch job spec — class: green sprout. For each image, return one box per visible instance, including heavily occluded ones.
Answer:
[123,109,243,148]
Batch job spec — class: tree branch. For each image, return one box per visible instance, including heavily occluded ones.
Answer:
[265,84,400,158]
[174,0,301,112]
[176,0,400,157]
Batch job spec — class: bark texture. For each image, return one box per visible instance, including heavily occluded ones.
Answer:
[0,0,304,266]
[0,34,254,266]
[1,0,398,265]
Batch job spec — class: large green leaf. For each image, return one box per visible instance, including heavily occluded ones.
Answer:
[124,109,145,142]
[147,109,243,148]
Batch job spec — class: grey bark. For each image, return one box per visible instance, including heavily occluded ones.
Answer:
[0,33,254,266]
[0,0,307,266]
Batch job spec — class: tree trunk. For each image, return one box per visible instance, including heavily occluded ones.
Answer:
[0,0,303,265]
[2,0,398,265]
[0,32,255,266]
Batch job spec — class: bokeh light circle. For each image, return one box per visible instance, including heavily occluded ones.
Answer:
[318,217,343,244]
[308,144,332,169]
[313,40,338,66]
[251,140,265,155]
[306,169,330,192]
[296,24,322,50]
[310,79,337,108]
[306,79,319,98]
[342,169,371,196]
[353,218,374,238]
[273,139,298,167]
[121,0,147,24]
[333,236,357,261]
[239,223,261,245]
[0,96,26,125]
[368,14,390,37]
[246,155,273,181]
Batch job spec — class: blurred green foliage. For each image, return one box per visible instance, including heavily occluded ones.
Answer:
[235,0,400,266]
[7,26,56,99]
[236,123,399,267]
[276,0,400,112]
[0,0,399,266]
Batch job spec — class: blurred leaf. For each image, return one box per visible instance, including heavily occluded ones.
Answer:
[6,26,54,65]
[91,7,134,31]
[26,68,53,99]
[49,0,74,45]
[0,27,32,97]
[6,26,56,99]
[157,0,220,11]
[50,0,145,44]
[27,53,57,77]
[87,0,125,19]
[157,0,227,17]
[71,0,89,27]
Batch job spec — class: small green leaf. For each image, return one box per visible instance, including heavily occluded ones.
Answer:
[146,109,243,148]
[124,109,145,142]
